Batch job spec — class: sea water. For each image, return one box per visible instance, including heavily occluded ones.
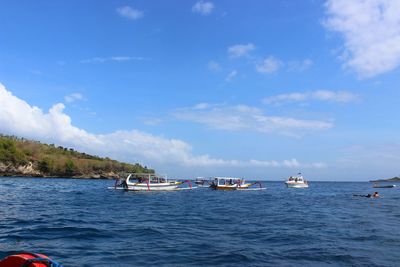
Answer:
[0,177,399,266]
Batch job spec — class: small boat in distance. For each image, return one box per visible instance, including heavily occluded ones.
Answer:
[285,173,309,188]
[194,177,210,187]
[210,177,263,190]
[114,173,191,191]
[373,183,396,188]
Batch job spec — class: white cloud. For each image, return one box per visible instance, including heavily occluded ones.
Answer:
[228,43,256,58]
[312,90,357,102]
[64,93,83,103]
[324,0,400,78]
[29,69,43,75]
[0,83,325,171]
[143,118,163,126]
[256,56,283,73]
[174,103,333,135]
[116,6,143,20]
[193,102,211,110]
[192,1,214,15]
[264,93,307,104]
[263,90,359,105]
[256,57,313,74]
[287,59,313,71]
[225,70,238,82]
[208,60,221,72]
[80,56,147,64]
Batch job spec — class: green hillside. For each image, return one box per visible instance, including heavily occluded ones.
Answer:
[0,134,153,178]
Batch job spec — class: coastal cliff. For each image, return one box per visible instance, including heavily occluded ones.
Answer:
[0,135,153,178]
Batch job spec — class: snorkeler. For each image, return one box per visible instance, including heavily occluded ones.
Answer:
[353,192,379,198]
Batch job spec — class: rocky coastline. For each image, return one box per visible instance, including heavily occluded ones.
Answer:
[0,162,119,179]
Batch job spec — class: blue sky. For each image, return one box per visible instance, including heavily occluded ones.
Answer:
[1,0,400,181]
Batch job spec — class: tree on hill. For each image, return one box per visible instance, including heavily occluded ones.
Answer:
[0,137,27,165]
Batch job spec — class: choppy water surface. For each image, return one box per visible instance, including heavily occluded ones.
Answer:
[0,177,399,266]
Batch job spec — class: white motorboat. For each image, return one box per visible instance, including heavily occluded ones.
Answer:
[114,173,188,191]
[285,173,309,188]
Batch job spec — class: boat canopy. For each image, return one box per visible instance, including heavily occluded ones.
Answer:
[124,173,169,182]
[125,173,165,178]
[214,177,242,180]
[288,176,304,181]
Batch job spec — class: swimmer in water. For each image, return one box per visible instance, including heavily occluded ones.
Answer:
[353,192,379,198]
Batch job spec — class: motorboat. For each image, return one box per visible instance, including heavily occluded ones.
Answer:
[373,183,396,188]
[209,177,263,190]
[285,173,308,188]
[194,177,210,187]
[114,173,190,191]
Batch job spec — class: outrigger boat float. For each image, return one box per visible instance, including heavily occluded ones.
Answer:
[111,173,194,191]
[209,177,265,190]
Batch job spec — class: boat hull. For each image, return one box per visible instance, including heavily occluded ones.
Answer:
[211,184,251,190]
[126,182,181,191]
[285,182,308,188]
[373,185,396,188]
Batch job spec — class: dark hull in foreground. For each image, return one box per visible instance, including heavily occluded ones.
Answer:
[373,185,396,188]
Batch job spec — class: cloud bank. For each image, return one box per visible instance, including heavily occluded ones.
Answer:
[0,83,325,172]
[174,103,333,135]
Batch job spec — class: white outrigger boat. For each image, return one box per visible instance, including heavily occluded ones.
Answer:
[210,177,264,190]
[285,173,308,188]
[112,173,192,191]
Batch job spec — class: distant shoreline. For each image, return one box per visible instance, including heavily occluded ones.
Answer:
[369,177,400,182]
